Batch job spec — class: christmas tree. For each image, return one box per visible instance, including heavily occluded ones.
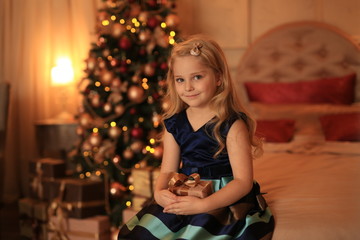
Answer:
[72,0,180,226]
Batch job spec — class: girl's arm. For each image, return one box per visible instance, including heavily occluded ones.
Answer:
[163,119,254,215]
[154,129,181,208]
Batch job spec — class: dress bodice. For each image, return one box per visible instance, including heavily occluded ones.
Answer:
[164,110,247,179]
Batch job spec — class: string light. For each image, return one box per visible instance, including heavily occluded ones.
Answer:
[102,20,110,26]
[111,15,116,21]
[93,128,99,133]
[149,138,155,144]
[126,201,132,207]
[128,185,135,191]
[95,81,101,87]
[161,22,167,28]
[85,171,91,177]
[119,19,125,24]
[110,121,116,127]
[122,126,128,131]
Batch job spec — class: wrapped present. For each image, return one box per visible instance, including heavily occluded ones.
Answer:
[18,198,48,239]
[168,173,213,198]
[122,208,138,223]
[29,158,66,200]
[29,158,66,178]
[48,178,106,218]
[131,195,148,211]
[131,167,160,198]
[48,215,110,240]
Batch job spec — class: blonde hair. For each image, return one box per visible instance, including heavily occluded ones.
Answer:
[162,35,263,158]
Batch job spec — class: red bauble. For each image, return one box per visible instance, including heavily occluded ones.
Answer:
[131,127,144,139]
[160,62,168,71]
[119,36,132,50]
[147,16,159,29]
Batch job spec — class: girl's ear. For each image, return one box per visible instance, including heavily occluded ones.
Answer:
[216,78,222,86]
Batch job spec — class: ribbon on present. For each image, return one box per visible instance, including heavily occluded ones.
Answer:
[47,180,107,240]
[168,173,213,199]
[31,161,44,200]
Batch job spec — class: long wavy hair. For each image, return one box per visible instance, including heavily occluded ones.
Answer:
[162,35,263,158]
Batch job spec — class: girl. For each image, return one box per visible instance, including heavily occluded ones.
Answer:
[118,35,274,239]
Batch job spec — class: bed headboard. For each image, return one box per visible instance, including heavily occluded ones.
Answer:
[237,21,360,103]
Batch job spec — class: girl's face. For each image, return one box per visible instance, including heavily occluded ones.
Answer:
[172,56,220,110]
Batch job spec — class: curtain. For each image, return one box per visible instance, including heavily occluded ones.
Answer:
[0,0,102,202]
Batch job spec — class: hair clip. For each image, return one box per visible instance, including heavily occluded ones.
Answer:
[190,43,203,56]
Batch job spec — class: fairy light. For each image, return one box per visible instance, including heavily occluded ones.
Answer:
[83,151,89,157]
[126,59,132,64]
[169,38,175,45]
[149,138,155,144]
[103,160,109,166]
[111,15,116,21]
[110,121,116,127]
[122,126,128,131]
[93,128,99,133]
[126,25,132,30]
[85,172,91,177]
[95,170,101,176]
[79,173,85,179]
[146,146,151,151]
[161,22,167,28]
[170,31,176,37]
[104,86,111,92]
[126,201,132,207]
[102,20,110,26]
[95,81,101,87]
[138,117,144,122]
[128,185,135,191]
[120,19,125,24]
[131,28,136,33]
[134,163,140,168]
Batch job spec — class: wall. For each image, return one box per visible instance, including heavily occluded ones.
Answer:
[176,0,360,78]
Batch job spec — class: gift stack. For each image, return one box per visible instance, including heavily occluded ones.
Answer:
[122,167,160,223]
[18,158,111,240]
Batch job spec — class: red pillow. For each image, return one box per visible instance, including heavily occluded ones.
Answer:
[256,119,296,142]
[244,73,356,104]
[319,112,360,141]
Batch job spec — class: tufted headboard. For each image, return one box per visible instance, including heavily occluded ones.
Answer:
[237,21,360,103]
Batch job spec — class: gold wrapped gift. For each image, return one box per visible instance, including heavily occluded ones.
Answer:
[168,173,213,199]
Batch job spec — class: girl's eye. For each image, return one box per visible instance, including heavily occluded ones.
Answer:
[194,75,202,80]
[175,78,184,83]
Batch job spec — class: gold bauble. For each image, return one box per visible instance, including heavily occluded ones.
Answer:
[130,141,144,153]
[111,23,125,38]
[128,85,145,103]
[109,126,122,139]
[123,148,134,159]
[114,105,125,116]
[89,133,102,147]
[103,102,112,113]
[79,113,92,128]
[101,70,114,86]
[153,146,163,159]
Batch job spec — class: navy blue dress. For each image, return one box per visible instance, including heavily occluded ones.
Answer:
[118,110,274,240]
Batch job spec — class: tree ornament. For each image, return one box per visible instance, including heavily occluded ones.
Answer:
[110,181,127,198]
[91,94,101,107]
[101,70,114,86]
[138,12,149,23]
[119,36,132,50]
[76,126,85,136]
[160,62,168,71]
[144,63,155,77]
[114,104,125,116]
[139,29,152,43]
[123,148,134,159]
[110,58,120,67]
[130,140,144,153]
[103,102,113,113]
[79,113,93,128]
[111,23,126,38]
[128,85,145,103]
[86,57,97,72]
[109,126,122,139]
[131,127,144,139]
[147,16,159,29]
[165,14,180,29]
[153,146,163,159]
[89,133,102,147]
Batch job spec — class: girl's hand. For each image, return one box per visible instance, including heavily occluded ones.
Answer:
[154,189,178,208]
[163,196,207,215]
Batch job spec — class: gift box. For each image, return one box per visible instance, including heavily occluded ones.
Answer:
[122,208,138,224]
[48,215,111,240]
[48,178,106,218]
[18,198,48,239]
[29,158,66,178]
[131,195,148,211]
[168,173,213,198]
[131,167,160,198]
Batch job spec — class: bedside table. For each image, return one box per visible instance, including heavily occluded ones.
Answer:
[35,118,78,159]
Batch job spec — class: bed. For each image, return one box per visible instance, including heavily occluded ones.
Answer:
[236,21,360,240]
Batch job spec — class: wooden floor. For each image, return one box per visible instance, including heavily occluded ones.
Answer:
[0,201,20,239]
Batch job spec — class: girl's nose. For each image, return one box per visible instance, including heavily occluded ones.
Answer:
[185,81,193,91]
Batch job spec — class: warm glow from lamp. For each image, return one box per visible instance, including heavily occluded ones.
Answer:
[51,57,75,121]
[51,57,74,85]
